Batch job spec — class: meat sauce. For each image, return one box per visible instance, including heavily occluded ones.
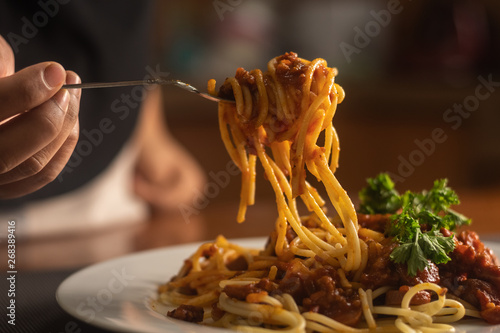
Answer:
[218,52,307,102]
[223,260,362,326]
[279,224,500,326]
[440,230,500,324]
[168,216,500,327]
[359,221,500,324]
[167,304,204,323]
[217,52,313,145]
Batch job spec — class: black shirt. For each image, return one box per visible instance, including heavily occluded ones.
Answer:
[0,0,154,207]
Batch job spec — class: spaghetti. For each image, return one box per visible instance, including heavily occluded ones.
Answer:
[159,52,500,332]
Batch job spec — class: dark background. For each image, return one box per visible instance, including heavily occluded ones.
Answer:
[155,0,500,201]
[1,3,499,332]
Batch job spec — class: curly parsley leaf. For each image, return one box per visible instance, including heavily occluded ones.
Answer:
[358,173,400,214]
[418,230,455,265]
[388,204,419,242]
[442,209,471,230]
[359,173,471,276]
[390,228,455,276]
[423,179,460,213]
[390,229,428,277]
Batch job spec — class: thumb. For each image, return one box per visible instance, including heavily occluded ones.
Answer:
[0,35,14,78]
[0,61,67,122]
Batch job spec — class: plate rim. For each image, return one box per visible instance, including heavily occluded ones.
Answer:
[56,237,500,333]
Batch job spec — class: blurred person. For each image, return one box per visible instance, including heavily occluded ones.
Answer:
[0,1,205,237]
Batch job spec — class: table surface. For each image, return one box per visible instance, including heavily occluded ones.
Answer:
[0,269,111,333]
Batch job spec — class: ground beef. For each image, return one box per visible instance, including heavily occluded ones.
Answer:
[360,239,399,290]
[439,230,500,324]
[167,305,204,323]
[357,213,391,233]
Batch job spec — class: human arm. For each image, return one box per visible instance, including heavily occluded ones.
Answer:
[0,35,82,199]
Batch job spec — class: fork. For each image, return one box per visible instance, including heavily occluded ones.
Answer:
[63,78,234,103]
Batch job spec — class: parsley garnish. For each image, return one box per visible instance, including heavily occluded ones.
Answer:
[358,173,400,214]
[358,174,471,276]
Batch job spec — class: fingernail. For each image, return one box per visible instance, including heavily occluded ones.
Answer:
[43,63,65,89]
[53,89,70,113]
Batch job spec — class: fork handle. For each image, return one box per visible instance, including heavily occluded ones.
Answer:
[61,79,234,103]
[63,79,165,89]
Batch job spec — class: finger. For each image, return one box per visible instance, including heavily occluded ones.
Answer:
[0,71,81,184]
[0,88,70,174]
[0,61,66,121]
[65,70,82,97]
[0,35,14,77]
[0,121,79,199]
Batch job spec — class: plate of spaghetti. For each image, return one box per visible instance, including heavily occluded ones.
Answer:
[58,53,500,333]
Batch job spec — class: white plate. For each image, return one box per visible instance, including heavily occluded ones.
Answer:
[57,237,500,333]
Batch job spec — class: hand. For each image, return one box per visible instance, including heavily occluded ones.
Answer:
[0,35,82,199]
